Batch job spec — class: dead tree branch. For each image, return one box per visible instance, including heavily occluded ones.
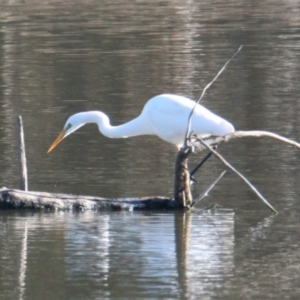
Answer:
[193,130,300,152]
[197,137,278,214]
[191,170,227,208]
[184,45,243,147]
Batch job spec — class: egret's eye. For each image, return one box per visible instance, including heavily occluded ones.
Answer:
[65,123,72,131]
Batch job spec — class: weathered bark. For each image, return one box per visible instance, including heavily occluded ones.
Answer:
[174,147,192,208]
[0,188,178,211]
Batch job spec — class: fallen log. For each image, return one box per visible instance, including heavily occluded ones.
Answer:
[0,188,177,211]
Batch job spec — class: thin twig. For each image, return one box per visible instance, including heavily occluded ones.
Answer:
[191,170,226,207]
[198,137,278,214]
[184,45,243,147]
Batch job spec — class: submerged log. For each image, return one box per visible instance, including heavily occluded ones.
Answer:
[0,188,177,211]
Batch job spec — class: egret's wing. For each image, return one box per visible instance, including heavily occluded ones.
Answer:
[146,96,193,145]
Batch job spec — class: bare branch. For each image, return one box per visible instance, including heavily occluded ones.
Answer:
[223,130,300,149]
[184,45,243,146]
[191,170,227,207]
[198,138,278,214]
[193,130,300,152]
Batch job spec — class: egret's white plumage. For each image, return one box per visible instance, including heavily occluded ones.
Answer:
[47,94,234,153]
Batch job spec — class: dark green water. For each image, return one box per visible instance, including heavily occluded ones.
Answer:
[1,1,300,299]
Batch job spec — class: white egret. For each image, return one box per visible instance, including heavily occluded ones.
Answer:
[47,94,234,153]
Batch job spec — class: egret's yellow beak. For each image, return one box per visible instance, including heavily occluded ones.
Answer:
[47,129,66,153]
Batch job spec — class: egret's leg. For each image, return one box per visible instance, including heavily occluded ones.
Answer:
[190,152,212,181]
[190,146,217,181]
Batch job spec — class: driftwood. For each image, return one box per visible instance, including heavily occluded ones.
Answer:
[0,188,176,211]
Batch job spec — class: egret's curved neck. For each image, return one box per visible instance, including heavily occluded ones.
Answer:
[78,111,150,139]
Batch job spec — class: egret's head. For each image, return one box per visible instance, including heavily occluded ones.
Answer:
[47,114,85,153]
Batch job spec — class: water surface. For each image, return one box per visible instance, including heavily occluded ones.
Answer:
[1,1,300,299]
